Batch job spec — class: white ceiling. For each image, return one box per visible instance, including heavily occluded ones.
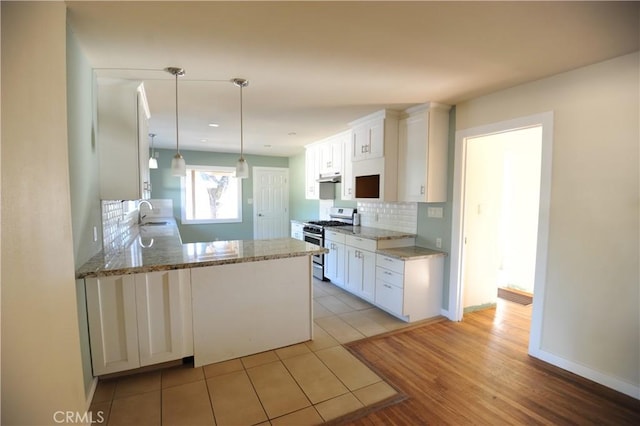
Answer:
[66,1,639,157]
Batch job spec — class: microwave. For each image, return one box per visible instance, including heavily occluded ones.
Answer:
[355,174,380,199]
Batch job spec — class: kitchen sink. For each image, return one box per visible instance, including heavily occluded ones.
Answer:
[141,221,170,226]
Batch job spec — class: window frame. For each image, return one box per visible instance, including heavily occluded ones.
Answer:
[180,165,243,224]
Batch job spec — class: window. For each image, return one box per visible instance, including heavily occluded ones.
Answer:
[181,165,242,224]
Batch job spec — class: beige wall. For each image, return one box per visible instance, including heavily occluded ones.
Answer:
[1,2,87,424]
[456,53,639,389]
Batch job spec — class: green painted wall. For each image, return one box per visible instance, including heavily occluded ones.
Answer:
[289,152,319,221]
[150,149,288,243]
[415,106,455,309]
[66,24,100,398]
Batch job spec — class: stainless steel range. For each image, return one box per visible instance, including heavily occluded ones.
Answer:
[303,207,356,280]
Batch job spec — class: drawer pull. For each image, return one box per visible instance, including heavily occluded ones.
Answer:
[384,284,393,289]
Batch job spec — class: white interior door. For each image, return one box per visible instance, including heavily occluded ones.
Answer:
[253,167,290,239]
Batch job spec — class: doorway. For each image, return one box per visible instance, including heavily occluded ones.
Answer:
[252,167,290,239]
[462,127,542,311]
[449,112,554,356]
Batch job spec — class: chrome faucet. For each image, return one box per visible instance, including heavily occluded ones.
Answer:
[138,200,153,224]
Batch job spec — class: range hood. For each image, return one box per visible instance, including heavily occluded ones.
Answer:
[317,173,341,183]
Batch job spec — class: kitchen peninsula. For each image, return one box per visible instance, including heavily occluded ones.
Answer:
[76,223,326,374]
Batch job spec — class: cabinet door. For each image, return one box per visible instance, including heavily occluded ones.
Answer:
[345,246,362,295]
[134,270,192,366]
[291,222,304,240]
[305,146,319,199]
[351,124,369,162]
[341,131,354,200]
[325,240,345,287]
[399,113,428,202]
[368,119,384,159]
[360,249,376,302]
[137,89,151,199]
[86,275,140,375]
[375,279,404,316]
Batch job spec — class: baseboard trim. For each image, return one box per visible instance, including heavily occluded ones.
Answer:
[530,347,639,400]
[85,377,98,409]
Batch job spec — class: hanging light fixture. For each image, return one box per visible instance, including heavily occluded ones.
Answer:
[148,133,158,169]
[233,78,249,179]
[166,67,186,176]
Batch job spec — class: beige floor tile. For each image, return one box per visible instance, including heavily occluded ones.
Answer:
[275,343,311,360]
[315,346,381,391]
[339,310,389,337]
[92,379,116,403]
[246,361,311,419]
[334,292,374,311]
[270,406,324,426]
[109,390,161,426]
[203,358,244,378]
[113,371,161,399]
[314,316,366,343]
[314,393,364,422]
[88,401,110,425]
[207,370,267,426]
[241,350,279,369]
[361,307,408,331]
[282,353,349,404]
[162,365,205,389]
[313,280,343,296]
[313,300,334,319]
[313,285,329,298]
[162,380,215,426]
[305,324,340,352]
[352,381,398,406]
[315,295,355,315]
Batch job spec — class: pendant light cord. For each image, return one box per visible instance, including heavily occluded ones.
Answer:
[175,72,180,154]
[239,83,244,160]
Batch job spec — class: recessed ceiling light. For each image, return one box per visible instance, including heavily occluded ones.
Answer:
[288,132,297,136]
[208,123,219,127]
[200,139,208,143]
[264,144,272,148]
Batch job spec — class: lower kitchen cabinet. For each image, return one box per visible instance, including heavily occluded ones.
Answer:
[324,230,346,287]
[291,221,304,241]
[85,269,192,375]
[375,253,443,322]
[345,245,376,302]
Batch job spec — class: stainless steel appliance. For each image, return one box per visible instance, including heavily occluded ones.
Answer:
[302,207,356,280]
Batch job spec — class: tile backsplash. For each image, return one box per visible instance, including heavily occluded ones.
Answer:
[356,201,417,233]
[102,200,137,259]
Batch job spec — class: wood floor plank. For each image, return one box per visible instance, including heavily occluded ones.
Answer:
[343,300,640,425]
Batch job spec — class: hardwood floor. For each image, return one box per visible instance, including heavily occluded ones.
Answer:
[341,300,640,425]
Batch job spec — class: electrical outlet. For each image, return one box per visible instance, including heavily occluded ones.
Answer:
[93,226,98,242]
[428,207,444,218]
[436,238,442,248]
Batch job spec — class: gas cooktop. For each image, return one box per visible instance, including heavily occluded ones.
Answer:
[305,220,352,227]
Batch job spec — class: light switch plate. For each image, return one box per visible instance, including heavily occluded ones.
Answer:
[427,207,444,218]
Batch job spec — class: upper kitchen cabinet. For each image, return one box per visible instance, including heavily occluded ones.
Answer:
[318,134,343,177]
[305,144,320,199]
[338,130,354,200]
[349,110,399,162]
[97,78,151,200]
[398,103,450,203]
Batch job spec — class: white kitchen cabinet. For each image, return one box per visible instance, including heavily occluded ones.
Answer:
[349,110,399,162]
[318,135,343,177]
[345,245,376,302]
[97,78,151,200]
[324,229,346,287]
[291,221,304,240]
[340,130,354,200]
[375,253,443,322]
[305,145,319,199]
[85,269,192,375]
[398,103,450,203]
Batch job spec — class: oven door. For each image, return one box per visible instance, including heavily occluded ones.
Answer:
[303,231,325,280]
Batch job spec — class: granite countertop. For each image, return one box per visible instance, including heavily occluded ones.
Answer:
[325,225,416,241]
[376,245,447,260]
[77,223,327,278]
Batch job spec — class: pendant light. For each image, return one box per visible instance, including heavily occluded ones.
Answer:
[233,78,249,179]
[166,67,186,177]
[148,133,158,169]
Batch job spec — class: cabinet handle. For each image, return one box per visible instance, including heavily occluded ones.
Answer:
[384,257,393,262]
[384,284,392,289]
[384,271,393,276]
[348,188,352,194]
[420,185,425,195]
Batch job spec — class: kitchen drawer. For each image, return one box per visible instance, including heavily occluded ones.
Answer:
[325,230,346,244]
[375,279,403,316]
[345,235,377,252]
[376,266,404,288]
[376,254,404,274]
